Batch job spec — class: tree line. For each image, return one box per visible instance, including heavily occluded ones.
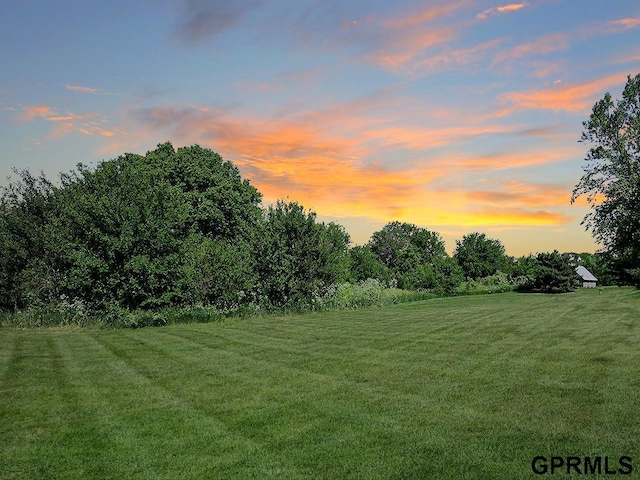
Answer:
[0,142,611,324]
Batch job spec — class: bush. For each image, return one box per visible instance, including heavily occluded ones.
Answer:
[456,272,517,295]
[515,251,579,293]
[316,279,439,311]
[323,279,385,310]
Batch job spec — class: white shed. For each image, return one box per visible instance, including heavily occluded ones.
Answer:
[576,265,598,288]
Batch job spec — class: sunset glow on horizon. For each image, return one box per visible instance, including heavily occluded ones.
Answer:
[2,1,639,256]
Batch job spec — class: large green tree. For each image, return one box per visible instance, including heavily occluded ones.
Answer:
[571,73,640,285]
[348,245,389,283]
[0,170,56,309]
[0,143,264,311]
[367,221,461,292]
[368,221,446,270]
[257,200,350,308]
[530,251,579,294]
[454,232,507,280]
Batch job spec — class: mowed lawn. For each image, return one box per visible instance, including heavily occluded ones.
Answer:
[1,288,639,479]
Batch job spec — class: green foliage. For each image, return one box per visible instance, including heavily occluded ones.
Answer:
[311,279,438,311]
[0,170,56,309]
[367,221,460,292]
[456,272,522,295]
[4,139,600,325]
[572,73,640,286]
[257,200,350,308]
[572,251,617,286]
[510,254,538,278]
[0,143,263,314]
[348,245,389,283]
[517,251,579,293]
[324,279,385,309]
[181,235,256,311]
[431,256,466,294]
[368,221,446,269]
[454,232,507,279]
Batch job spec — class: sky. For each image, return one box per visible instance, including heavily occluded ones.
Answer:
[1,0,639,257]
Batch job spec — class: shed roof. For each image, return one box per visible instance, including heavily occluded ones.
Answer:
[576,265,597,282]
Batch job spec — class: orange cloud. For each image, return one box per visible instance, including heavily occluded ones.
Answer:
[15,104,113,139]
[78,122,115,137]
[114,95,583,232]
[460,180,571,208]
[16,105,93,123]
[359,123,517,152]
[452,145,583,172]
[477,2,528,20]
[16,105,56,121]
[498,72,628,114]
[446,209,570,226]
[414,178,577,228]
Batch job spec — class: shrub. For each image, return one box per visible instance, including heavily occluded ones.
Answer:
[516,251,579,293]
[456,272,516,295]
[324,279,385,310]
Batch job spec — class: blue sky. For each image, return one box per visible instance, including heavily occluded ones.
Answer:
[2,0,639,255]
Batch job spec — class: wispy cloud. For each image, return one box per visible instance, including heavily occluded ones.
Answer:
[65,84,100,94]
[65,84,125,97]
[610,16,640,31]
[15,105,115,138]
[498,72,628,114]
[385,1,470,29]
[393,38,505,75]
[492,33,569,64]
[359,123,518,152]
[452,146,582,172]
[574,14,640,40]
[461,180,571,208]
[365,27,456,73]
[23,137,44,152]
[612,51,640,65]
[16,105,57,121]
[476,2,529,20]
[173,0,264,45]
[351,2,470,74]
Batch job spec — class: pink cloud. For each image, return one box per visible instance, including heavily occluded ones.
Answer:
[362,2,471,74]
[384,1,470,29]
[406,38,505,74]
[365,27,456,73]
[610,17,640,30]
[477,2,528,20]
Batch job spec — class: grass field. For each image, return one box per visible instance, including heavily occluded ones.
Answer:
[1,288,639,479]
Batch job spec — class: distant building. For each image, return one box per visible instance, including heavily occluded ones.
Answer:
[576,265,598,288]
